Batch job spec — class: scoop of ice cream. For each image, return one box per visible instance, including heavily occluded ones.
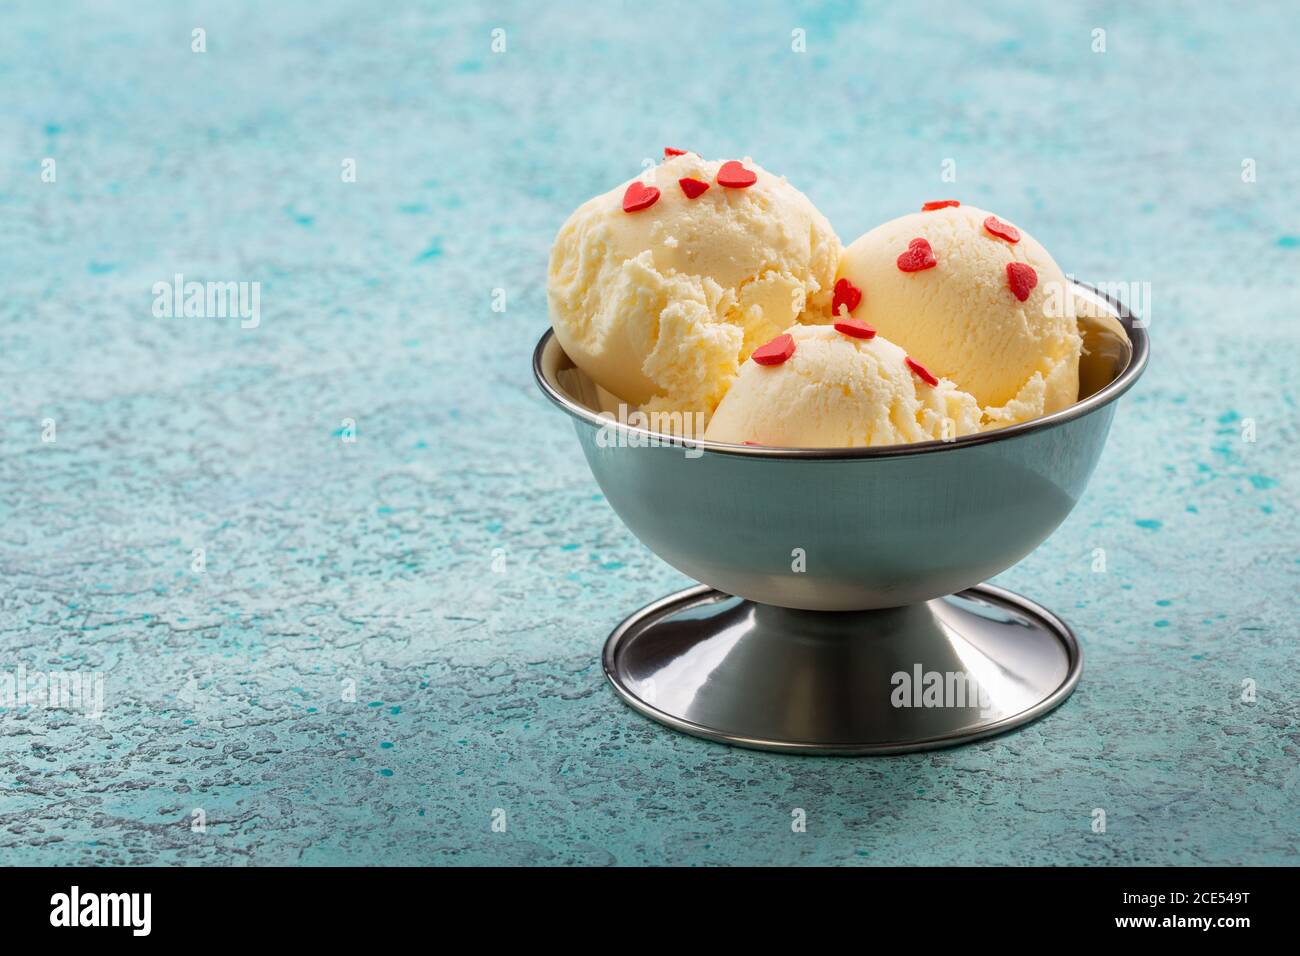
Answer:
[547,154,841,420]
[835,204,1081,427]
[703,324,982,448]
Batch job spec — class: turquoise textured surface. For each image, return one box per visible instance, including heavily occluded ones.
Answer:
[0,1,1296,866]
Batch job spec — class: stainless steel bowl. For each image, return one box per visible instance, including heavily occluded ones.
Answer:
[534,282,1148,753]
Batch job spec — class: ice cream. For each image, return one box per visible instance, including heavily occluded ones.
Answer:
[834,203,1082,428]
[704,323,982,447]
[547,152,841,421]
[548,158,1093,449]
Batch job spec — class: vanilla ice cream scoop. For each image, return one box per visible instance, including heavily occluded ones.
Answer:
[703,323,982,448]
[547,153,841,420]
[836,203,1082,427]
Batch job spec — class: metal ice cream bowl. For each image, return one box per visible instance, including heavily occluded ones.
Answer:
[533,282,1148,754]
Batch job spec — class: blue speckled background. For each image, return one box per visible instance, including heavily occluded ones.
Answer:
[1,1,1296,865]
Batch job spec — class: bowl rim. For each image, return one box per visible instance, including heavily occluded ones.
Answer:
[533,280,1150,460]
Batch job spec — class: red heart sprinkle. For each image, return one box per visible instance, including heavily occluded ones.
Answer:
[622,181,660,213]
[896,237,937,272]
[832,277,862,317]
[716,160,757,188]
[922,200,960,211]
[834,318,876,339]
[664,147,688,158]
[906,357,939,386]
[983,215,1020,243]
[1006,262,1038,301]
[751,333,795,365]
[678,177,709,199]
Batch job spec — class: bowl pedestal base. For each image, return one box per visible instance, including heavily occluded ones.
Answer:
[603,584,1082,755]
